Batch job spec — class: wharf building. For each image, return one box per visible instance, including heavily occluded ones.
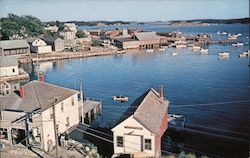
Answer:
[114,32,160,50]
[0,40,30,56]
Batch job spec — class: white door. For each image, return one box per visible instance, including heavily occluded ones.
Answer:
[124,134,142,153]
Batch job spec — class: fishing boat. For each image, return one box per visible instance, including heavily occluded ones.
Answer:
[112,95,128,102]
[158,48,165,51]
[232,42,244,47]
[176,44,187,48]
[239,51,249,58]
[200,48,208,55]
[146,49,154,53]
[192,45,201,51]
[218,52,230,59]
[171,52,178,56]
[217,31,227,35]
[228,34,238,40]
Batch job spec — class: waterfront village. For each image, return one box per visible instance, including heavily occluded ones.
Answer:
[0,19,249,158]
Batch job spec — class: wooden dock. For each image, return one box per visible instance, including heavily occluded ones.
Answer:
[18,50,125,64]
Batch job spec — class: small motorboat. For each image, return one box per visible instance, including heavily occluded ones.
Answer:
[232,42,244,47]
[217,31,227,35]
[239,51,249,58]
[171,52,178,56]
[146,49,154,53]
[200,48,208,55]
[176,44,187,48]
[112,95,128,102]
[192,45,201,51]
[218,52,230,59]
[158,48,165,51]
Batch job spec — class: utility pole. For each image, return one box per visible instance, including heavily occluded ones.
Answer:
[37,53,39,80]
[51,98,59,158]
[25,112,30,149]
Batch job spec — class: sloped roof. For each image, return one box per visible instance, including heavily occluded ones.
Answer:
[0,56,18,67]
[134,32,160,41]
[44,37,63,43]
[26,37,39,44]
[0,92,22,110]
[0,40,29,50]
[18,80,78,112]
[114,88,169,134]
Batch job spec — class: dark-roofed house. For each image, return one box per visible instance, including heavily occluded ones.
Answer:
[0,56,19,77]
[44,37,64,52]
[0,40,30,56]
[132,32,160,49]
[0,79,80,151]
[111,86,169,157]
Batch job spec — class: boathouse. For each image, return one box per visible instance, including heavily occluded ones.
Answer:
[0,40,30,56]
[114,37,140,49]
[27,37,52,54]
[111,86,169,157]
[132,32,160,49]
[44,37,64,52]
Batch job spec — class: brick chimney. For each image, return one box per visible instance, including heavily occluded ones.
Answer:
[20,86,25,98]
[159,85,164,99]
[39,74,45,82]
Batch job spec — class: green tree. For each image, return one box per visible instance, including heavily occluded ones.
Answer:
[76,30,85,38]
[92,40,101,47]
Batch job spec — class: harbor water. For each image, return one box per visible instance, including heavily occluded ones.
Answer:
[23,24,250,157]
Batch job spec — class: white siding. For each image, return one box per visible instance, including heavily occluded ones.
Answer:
[0,66,18,77]
[41,93,79,151]
[112,116,155,156]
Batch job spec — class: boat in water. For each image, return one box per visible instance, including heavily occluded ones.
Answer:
[112,95,128,102]
[158,48,165,51]
[171,52,178,56]
[232,42,244,47]
[176,44,187,48]
[200,48,208,55]
[217,31,227,35]
[239,51,249,58]
[218,52,230,59]
[146,49,154,53]
[192,45,201,51]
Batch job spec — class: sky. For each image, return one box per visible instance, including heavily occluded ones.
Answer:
[0,0,249,22]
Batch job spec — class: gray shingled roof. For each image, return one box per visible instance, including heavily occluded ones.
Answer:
[0,92,22,110]
[133,88,169,133]
[114,37,137,43]
[0,56,18,67]
[44,37,63,43]
[26,37,38,44]
[0,40,29,50]
[18,80,79,112]
[114,88,169,134]
[134,32,160,41]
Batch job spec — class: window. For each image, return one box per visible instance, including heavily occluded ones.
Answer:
[145,139,152,150]
[61,102,64,112]
[116,136,123,147]
[71,97,74,106]
[12,68,15,73]
[66,117,70,127]
[56,124,59,131]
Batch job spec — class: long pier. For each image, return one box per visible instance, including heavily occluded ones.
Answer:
[18,50,125,64]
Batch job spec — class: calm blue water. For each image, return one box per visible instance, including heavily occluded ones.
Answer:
[23,24,250,157]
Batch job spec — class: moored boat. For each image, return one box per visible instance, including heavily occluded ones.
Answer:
[232,42,244,47]
[171,52,178,56]
[192,45,201,51]
[217,31,227,35]
[112,95,128,102]
[146,49,154,53]
[239,51,249,58]
[200,48,208,55]
[218,52,230,59]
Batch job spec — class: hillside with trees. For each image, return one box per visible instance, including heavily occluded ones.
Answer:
[0,13,45,40]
